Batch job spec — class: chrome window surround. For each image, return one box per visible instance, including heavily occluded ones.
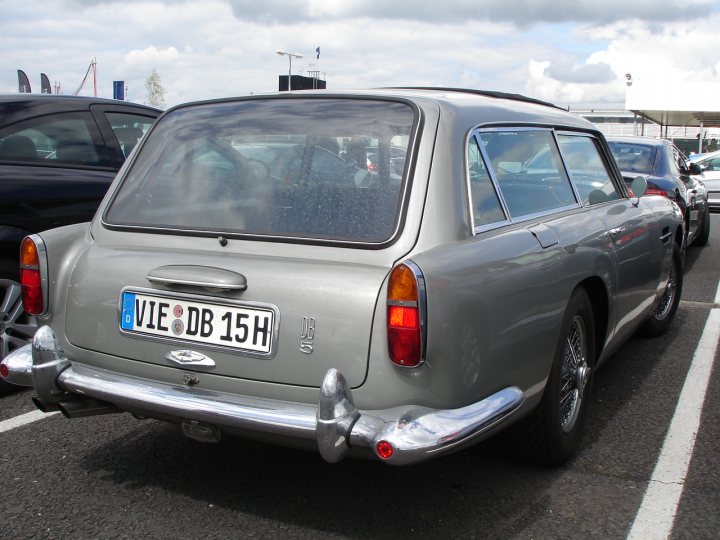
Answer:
[554,131,623,207]
[20,234,49,317]
[387,259,427,368]
[101,96,423,250]
[466,127,583,234]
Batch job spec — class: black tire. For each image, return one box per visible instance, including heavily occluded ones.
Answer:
[639,245,683,337]
[510,288,595,466]
[695,207,711,247]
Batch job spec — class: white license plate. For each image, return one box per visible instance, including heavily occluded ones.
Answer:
[120,291,275,354]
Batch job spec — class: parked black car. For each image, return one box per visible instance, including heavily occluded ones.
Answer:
[607,136,710,249]
[0,94,160,391]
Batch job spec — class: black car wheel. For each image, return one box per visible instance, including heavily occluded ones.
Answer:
[640,245,683,337]
[695,207,711,247]
[0,278,37,394]
[508,288,595,466]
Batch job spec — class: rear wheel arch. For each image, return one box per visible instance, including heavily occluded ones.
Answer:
[576,277,608,365]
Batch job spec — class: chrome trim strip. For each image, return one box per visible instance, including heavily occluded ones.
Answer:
[146,264,248,291]
[395,260,428,367]
[146,276,248,291]
[27,233,49,316]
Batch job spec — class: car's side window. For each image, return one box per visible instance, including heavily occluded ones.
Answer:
[105,112,156,158]
[478,129,577,219]
[705,157,720,171]
[467,135,506,227]
[0,113,106,167]
[665,145,681,176]
[558,135,620,206]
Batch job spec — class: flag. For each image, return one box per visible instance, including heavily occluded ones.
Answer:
[41,73,52,94]
[17,70,31,93]
[316,47,320,59]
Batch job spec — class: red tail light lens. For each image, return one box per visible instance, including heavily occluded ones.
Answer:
[376,440,394,459]
[645,187,668,197]
[387,263,425,367]
[20,236,46,315]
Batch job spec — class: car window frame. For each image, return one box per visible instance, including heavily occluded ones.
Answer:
[101,95,423,249]
[466,127,627,235]
[555,131,623,207]
[467,126,582,233]
[90,103,160,168]
[0,110,114,170]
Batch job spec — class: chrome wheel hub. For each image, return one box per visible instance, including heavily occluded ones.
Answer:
[655,263,677,321]
[560,315,589,433]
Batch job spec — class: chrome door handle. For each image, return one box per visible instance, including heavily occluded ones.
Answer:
[608,226,626,237]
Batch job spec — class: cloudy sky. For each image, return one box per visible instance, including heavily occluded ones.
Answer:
[2,0,719,109]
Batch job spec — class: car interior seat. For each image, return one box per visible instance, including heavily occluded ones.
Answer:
[0,134,38,160]
[56,140,99,164]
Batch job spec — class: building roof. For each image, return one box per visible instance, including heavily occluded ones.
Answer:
[625,81,720,128]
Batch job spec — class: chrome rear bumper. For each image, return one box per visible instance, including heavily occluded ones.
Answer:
[1,325,524,465]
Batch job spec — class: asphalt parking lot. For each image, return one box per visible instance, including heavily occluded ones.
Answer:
[1,218,719,540]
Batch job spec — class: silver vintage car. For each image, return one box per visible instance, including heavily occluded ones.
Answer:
[1,88,684,466]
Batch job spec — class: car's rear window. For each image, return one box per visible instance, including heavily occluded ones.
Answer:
[608,142,657,174]
[104,98,416,244]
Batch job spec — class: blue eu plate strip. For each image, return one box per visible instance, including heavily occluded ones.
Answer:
[121,292,136,330]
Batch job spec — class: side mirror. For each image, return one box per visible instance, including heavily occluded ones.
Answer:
[631,176,647,198]
[688,162,702,175]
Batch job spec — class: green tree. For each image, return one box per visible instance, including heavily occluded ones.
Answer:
[145,69,166,109]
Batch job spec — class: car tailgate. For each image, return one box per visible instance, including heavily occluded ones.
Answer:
[63,240,390,388]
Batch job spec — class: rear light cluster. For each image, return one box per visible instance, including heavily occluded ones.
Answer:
[387,262,426,367]
[20,235,47,315]
[627,186,669,198]
[645,187,669,198]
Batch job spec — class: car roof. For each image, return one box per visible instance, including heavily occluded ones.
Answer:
[0,94,160,126]
[0,93,159,108]
[696,149,720,162]
[165,87,596,132]
[606,135,668,148]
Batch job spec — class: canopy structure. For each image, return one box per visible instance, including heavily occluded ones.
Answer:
[625,81,720,152]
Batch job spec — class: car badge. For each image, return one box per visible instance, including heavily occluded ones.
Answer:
[165,349,216,367]
[300,316,315,354]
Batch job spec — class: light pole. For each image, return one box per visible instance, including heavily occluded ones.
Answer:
[276,50,303,91]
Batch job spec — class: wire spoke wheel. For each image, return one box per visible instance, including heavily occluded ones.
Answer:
[654,262,677,321]
[559,315,589,434]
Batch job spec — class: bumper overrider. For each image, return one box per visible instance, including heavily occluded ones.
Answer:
[1,326,524,465]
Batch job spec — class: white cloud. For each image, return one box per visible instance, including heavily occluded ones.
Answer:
[1,0,719,107]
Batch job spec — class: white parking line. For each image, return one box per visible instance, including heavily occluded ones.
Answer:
[627,282,720,540]
[0,409,58,434]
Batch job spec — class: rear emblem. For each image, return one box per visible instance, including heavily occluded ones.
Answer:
[165,349,216,367]
[300,316,315,354]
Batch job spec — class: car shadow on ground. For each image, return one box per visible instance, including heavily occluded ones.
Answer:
[76,411,566,538]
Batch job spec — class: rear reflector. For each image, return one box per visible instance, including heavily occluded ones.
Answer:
[645,187,669,198]
[376,440,394,459]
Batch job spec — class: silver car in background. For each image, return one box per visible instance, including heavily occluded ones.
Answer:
[1,88,684,466]
[694,149,720,211]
